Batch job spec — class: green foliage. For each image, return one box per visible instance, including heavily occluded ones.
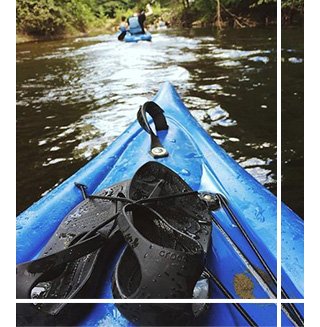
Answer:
[281,0,304,11]
[250,0,276,7]
[114,7,135,22]
[16,0,120,36]
[64,0,96,31]
[178,0,246,24]
[17,0,66,35]
[16,0,303,37]
[192,0,215,13]
[98,0,135,18]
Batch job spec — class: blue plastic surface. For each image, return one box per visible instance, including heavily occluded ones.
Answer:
[81,303,277,327]
[123,32,152,42]
[16,82,304,325]
[281,303,304,326]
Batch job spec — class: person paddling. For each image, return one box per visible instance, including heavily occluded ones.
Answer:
[128,3,153,35]
[119,16,128,33]
[118,16,128,41]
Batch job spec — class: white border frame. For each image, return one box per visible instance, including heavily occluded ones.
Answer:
[277,0,282,325]
[11,0,313,326]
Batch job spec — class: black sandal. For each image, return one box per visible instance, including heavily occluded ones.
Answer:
[16,181,130,315]
[16,161,212,325]
[112,161,213,325]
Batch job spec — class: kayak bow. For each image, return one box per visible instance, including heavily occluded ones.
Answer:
[16,82,304,326]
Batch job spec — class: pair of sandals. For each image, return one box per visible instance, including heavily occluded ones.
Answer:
[16,160,213,326]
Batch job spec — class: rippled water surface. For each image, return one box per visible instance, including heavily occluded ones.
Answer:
[17,27,277,214]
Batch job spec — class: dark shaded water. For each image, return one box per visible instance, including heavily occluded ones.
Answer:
[17,27,277,215]
[282,27,304,218]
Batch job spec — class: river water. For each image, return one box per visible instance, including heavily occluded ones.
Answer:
[16,27,279,215]
[282,27,304,218]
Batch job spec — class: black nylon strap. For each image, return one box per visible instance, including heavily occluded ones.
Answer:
[137,101,169,158]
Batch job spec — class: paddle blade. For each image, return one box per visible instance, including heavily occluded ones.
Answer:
[118,31,126,41]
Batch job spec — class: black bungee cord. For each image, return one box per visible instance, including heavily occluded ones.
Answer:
[212,194,304,326]
[75,183,303,326]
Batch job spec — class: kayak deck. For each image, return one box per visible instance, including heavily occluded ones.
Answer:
[16,82,304,325]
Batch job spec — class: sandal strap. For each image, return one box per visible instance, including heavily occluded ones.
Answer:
[16,233,107,299]
[129,161,212,253]
[16,179,198,299]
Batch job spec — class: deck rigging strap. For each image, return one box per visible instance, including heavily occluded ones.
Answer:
[204,268,258,327]
[82,185,304,326]
[211,193,304,326]
[137,101,169,158]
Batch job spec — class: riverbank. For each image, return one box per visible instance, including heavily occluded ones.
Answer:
[16,17,275,45]
[16,26,113,44]
[16,0,303,44]
[17,19,116,44]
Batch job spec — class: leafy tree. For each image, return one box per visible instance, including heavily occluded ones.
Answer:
[281,0,303,11]
[16,0,302,37]
[17,0,67,35]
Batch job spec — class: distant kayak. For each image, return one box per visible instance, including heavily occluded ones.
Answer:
[16,82,303,326]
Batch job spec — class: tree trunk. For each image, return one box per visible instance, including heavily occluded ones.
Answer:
[216,0,223,29]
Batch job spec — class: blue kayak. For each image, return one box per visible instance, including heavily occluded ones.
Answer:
[123,32,152,42]
[81,303,303,326]
[16,82,304,326]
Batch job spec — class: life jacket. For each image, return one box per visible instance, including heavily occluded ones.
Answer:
[128,16,143,35]
[119,25,127,33]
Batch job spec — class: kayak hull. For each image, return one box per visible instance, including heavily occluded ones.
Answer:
[124,32,152,42]
[17,303,278,327]
[16,82,304,325]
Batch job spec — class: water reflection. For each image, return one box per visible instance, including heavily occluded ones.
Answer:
[16,28,276,214]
